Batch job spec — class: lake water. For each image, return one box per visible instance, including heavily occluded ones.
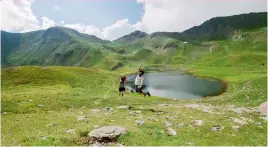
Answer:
[125,71,226,99]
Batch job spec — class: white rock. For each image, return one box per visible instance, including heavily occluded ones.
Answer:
[232,126,240,131]
[28,99,33,102]
[177,123,185,127]
[212,126,224,132]
[117,105,131,109]
[91,109,101,113]
[64,129,75,134]
[41,136,48,140]
[164,122,173,127]
[136,120,144,126]
[77,116,88,121]
[38,104,44,107]
[167,128,177,136]
[88,126,127,141]
[191,120,204,126]
[231,117,248,126]
[47,124,56,127]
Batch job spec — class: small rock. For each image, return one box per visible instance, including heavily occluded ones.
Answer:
[259,116,267,121]
[135,110,142,114]
[212,126,224,132]
[156,112,165,115]
[41,136,48,140]
[136,120,144,126]
[64,129,75,134]
[40,67,50,70]
[28,99,33,102]
[159,104,169,107]
[256,122,262,126]
[167,128,177,136]
[93,125,100,129]
[88,126,127,141]
[91,109,101,113]
[129,110,142,116]
[231,133,236,136]
[47,124,56,127]
[232,126,240,131]
[147,117,159,122]
[105,107,111,111]
[77,116,88,121]
[38,104,44,107]
[117,105,132,109]
[187,142,194,145]
[191,120,204,126]
[240,117,254,123]
[231,117,248,126]
[177,123,185,127]
[164,121,172,127]
[2,112,8,115]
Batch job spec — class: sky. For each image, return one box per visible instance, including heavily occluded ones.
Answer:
[1,0,267,40]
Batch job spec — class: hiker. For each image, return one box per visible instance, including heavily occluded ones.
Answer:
[118,75,127,96]
[135,65,151,97]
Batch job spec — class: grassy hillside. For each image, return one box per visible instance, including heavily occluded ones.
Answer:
[1,27,111,67]
[1,12,267,146]
[1,61,267,146]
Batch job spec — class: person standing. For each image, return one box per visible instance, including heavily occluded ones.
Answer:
[135,65,151,97]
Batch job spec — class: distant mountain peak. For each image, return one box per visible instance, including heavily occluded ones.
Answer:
[114,30,148,44]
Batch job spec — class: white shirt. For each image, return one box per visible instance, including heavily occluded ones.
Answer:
[135,75,144,86]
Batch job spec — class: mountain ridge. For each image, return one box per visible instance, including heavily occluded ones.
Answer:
[1,12,267,68]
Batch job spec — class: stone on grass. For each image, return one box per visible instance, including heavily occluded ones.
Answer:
[191,120,204,126]
[256,122,262,126]
[259,116,267,121]
[117,105,132,109]
[2,112,8,115]
[28,99,33,102]
[41,136,48,140]
[105,107,111,111]
[47,124,56,127]
[232,126,240,131]
[212,126,224,132]
[164,121,172,127]
[64,129,75,134]
[167,128,177,136]
[88,126,127,142]
[136,120,144,126]
[38,104,44,107]
[159,104,169,107]
[177,123,185,127]
[91,109,101,113]
[231,117,248,126]
[147,117,159,122]
[259,102,267,116]
[77,116,88,121]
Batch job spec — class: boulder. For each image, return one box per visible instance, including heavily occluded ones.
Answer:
[88,126,127,142]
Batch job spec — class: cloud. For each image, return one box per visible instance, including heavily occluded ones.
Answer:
[63,23,103,38]
[41,17,56,29]
[64,19,139,40]
[53,5,60,11]
[1,0,39,32]
[1,0,266,41]
[137,0,267,33]
[102,19,138,40]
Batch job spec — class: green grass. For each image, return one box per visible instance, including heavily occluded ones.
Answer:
[1,28,267,146]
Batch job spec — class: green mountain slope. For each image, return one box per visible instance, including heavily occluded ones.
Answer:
[1,12,267,68]
[1,27,111,67]
[114,30,148,44]
[116,12,267,43]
